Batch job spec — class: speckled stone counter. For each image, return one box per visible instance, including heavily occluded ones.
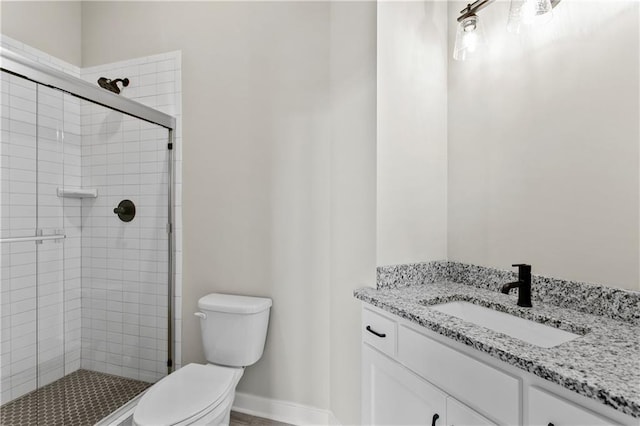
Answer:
[354,278,640,418]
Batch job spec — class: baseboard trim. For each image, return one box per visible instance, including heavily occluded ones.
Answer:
[232,391,340,426]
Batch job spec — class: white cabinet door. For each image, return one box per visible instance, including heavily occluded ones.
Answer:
[363,344,447,426]
[527,387,618,426]
[446,396,497,426]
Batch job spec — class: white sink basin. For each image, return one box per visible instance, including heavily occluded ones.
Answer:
[428,301,580,348]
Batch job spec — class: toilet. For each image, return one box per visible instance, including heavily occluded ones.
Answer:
[132,293,272,426]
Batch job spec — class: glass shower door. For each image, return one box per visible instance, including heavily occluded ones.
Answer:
[34,85,70,425]
[1,70,38,406]
[1,71,41,422]
[36,84,66,390]
[2,61,172,425]
[80,100,170,385]
[2,73,80,425]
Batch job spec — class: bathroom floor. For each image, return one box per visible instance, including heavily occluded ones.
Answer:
[0,369,151,426]
[230,411,292,426]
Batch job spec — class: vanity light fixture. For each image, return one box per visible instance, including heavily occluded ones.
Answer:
[453,13,486,61]
[453,0,561,61]
[507,0,555,34]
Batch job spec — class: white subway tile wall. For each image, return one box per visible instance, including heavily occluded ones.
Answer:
[81,51,183,380]
[0,35,182,403]
[79,104,169,382]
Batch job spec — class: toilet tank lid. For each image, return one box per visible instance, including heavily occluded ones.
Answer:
[198,293,272,314]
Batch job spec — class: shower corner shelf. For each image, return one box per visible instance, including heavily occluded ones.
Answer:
[57,187,98,199]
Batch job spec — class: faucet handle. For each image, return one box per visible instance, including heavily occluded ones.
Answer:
[511,264,532,280]
[512,263,531,273]
[510,264,533,307]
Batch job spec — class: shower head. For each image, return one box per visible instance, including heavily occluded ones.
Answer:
[97,77,130,94]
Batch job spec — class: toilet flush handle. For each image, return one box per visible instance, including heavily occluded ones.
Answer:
[194,312,207,319]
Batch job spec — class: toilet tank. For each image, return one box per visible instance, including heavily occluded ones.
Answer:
[196,293,272,367]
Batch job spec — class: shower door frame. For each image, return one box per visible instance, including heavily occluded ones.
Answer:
[0,46,177,374]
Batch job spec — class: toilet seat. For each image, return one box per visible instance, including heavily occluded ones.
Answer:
[133,363,243,426]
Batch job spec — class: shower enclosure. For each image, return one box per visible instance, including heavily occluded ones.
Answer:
[0,48,175,425]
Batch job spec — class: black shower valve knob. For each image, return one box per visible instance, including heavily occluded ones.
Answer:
[113,199,136,222]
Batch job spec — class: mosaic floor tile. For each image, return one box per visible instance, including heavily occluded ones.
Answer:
[0,370,151,426]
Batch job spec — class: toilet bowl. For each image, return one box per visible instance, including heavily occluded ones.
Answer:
[133,364,243,426]
[132,293,272,426]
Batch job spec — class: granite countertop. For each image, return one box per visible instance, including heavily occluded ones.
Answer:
[354,281,640,419]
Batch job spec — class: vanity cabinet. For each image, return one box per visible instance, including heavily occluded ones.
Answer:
[363,344,446,425]
[362,306,500,425]
[361,304,630,426]
[363,342,496,426]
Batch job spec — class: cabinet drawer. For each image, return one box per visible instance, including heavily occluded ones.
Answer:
[363,307,397,357]
[527,386,618,426]
[398,325,520,425]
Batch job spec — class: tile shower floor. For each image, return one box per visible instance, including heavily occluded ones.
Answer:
[0,369,151,426]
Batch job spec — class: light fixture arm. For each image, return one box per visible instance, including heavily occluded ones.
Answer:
[457,0,495,22]
[457,0,561,22]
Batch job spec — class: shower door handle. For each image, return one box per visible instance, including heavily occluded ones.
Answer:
[0,232,66,244]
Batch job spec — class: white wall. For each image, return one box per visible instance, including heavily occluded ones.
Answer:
[82,0,332,409]
[329,2,377,424]
[81,1,376,420]
[79,104,170,383]
[447,0,640,290]
[0,1,82,67]
[376,1,449,267]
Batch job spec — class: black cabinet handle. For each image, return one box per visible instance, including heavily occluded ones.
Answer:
[431,413,439,426]
[366,325,386,338]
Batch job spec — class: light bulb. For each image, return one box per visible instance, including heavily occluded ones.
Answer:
[453,15,486,61]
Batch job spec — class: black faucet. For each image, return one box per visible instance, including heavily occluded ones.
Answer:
[500,264,532,307]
